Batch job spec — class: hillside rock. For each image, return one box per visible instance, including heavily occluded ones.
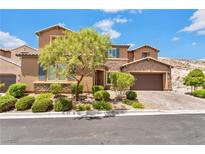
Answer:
[159,57,205,93]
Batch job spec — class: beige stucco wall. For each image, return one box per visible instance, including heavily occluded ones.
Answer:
[81,76,93,92]
[38,27,65,49]
[20,56,39,91]
[0,58,21,82]
[133,46,158,60]
[112,45,129,59]
[121,59,172,90]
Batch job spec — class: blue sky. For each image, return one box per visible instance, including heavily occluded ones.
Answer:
[0,9,205,59]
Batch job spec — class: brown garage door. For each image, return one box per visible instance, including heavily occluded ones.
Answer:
[0,74,16,92]
[131,73,163,90]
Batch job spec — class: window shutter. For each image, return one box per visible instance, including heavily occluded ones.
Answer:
[116,48,120,58]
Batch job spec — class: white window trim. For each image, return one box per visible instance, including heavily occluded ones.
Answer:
[141,52,150,58]
[107,48,119,58]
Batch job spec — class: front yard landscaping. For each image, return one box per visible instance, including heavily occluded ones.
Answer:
[0,82,145,113]
[192,89,205,98]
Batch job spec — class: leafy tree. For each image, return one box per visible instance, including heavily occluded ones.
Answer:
[39,28,111,101]
[183,69,205,92]
[109,72,135,100]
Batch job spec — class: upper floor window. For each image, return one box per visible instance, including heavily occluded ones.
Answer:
[141,52,150,58]
[107,48,119,58]
[50,35,64,44]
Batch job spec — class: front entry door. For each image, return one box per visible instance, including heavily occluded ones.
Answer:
[95,70,105,86]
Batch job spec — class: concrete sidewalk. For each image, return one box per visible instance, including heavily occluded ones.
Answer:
[1,109,205,119]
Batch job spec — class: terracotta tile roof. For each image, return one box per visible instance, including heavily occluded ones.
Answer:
[16,50,39,56]
[0,48,12,52]
[0,55,21,67]
[121,57,173,68]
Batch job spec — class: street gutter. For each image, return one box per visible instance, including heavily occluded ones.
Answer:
[1,109,205,119]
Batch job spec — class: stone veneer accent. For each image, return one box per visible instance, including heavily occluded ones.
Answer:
[34,82,72,93]
[105,58,129,71]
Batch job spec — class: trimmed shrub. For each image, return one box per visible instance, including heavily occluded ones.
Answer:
[132,102,144,109]
[32,98,53,113]
[15,96,35,111]
[94,90,110,101]
[0,82,5,89]
[122,99,135,105]
[35,93,53,102]
[50,83,63,96]
[54,97,72,112]
[192,89,205,98]
[76,103,91,111]
[92,101,112,111]
[71,83,83,94]
[7,83,26,98]
[126,91,137,100]
[0,95,17,112]
[92,85,104,94]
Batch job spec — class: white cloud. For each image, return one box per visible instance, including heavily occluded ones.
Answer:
[113,16,129,24]
[197,29,205,35]
[94,16,130,39]
[58,22,66,27]
[138,10,143,14]
[129,9,143,14]
[0,31,26,49]
[101,9,124,13]
[101,9,142,14]
[180,10,205,35]
[129,43,135,48]
[171,37,180,41]
[192,42,197,46]
[102,29,121,39]
[94,19,114,31]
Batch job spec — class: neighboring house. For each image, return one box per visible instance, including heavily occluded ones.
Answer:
[10,45,38,64]
[0,46,37,92]
[16,24,172,92]
[0,48,11,58]
[0,55,21,92]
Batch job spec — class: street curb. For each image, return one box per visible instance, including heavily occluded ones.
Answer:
[1,109,205,119]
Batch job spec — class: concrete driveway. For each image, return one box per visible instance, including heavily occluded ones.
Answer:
[137,91,205,110]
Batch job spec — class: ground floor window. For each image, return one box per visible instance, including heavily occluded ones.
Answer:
[106,72,112,85]
[38,64,76,81]
[48,64,67,81]
[39,65,46,81]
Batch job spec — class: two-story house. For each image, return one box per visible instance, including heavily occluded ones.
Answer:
[16,24,172,92]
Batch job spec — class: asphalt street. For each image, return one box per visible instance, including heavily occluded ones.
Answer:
[1,114,205,144]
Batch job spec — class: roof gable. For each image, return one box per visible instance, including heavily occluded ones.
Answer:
[129,44,159,52]
[121,57,173,68]
[11,44,37,51]
[35,24,72,36]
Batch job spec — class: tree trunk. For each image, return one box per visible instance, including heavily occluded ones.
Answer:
[74,75,84,102]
